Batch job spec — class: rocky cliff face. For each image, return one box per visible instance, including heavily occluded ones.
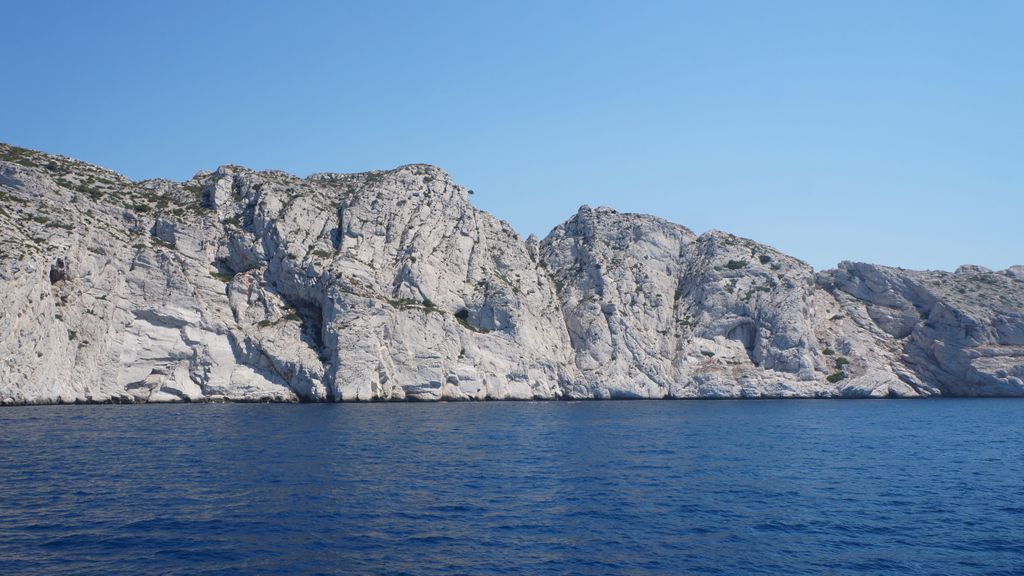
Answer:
[2,143,1022,403]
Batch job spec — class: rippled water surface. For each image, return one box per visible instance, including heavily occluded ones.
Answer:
[1,400,1022,575]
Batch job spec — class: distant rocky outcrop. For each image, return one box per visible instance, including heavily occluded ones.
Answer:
[1,143,1021,404]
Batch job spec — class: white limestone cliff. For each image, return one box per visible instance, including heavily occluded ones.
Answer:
[1,143,1021,403]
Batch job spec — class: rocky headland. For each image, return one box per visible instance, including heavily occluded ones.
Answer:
[2,143,1022,404]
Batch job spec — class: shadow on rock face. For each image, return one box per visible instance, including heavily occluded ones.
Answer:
[49,258,67,284]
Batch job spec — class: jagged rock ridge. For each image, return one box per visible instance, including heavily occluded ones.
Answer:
[1,143,1021,403]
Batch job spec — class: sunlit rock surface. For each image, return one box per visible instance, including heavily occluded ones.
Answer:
[1,143,1021,403]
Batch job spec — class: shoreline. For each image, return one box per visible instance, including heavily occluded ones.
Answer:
[3,394,1021,407]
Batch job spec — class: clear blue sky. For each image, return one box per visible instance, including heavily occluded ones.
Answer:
[2,0,1021,271]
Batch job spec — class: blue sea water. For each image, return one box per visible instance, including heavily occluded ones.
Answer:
[0,400,1022,575]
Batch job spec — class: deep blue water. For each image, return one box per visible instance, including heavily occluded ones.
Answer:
[0,400,1022,575]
